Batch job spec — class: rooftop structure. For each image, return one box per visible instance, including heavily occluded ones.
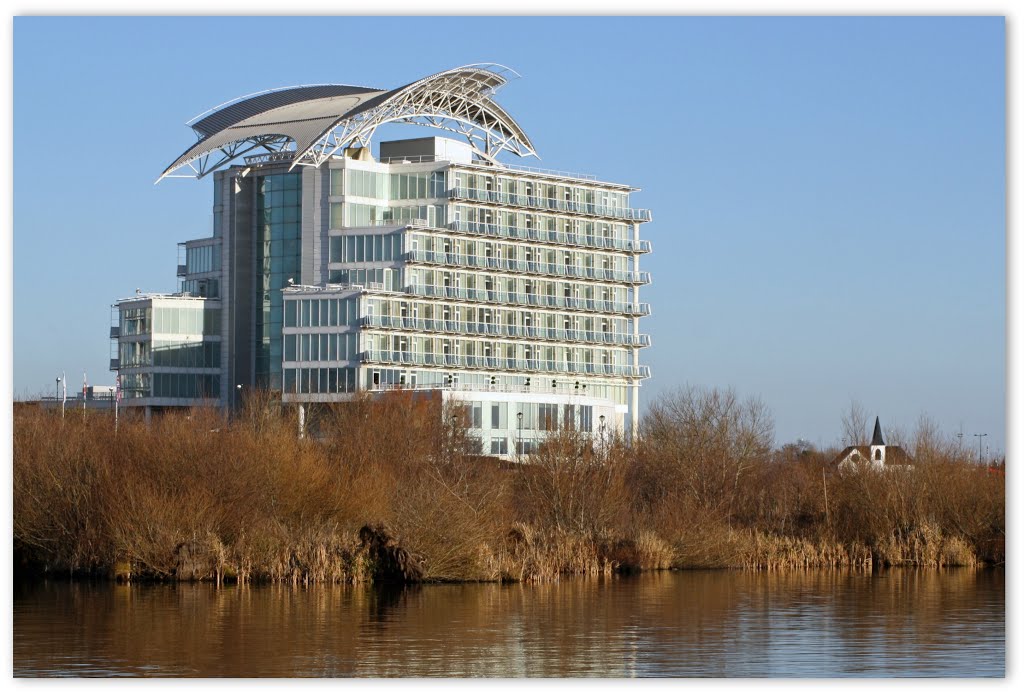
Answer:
[112,64,652,456]
[160,64,537,181]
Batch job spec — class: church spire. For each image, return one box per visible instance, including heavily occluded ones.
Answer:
[871,416,885,446]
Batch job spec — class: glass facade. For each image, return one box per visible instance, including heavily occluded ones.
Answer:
[255,172,302,390]
[284,296,360,328]
[180,278,220,298]
[335,202,444,228]
[152,373,220,399]
[120,307,151,336]
[185,244,220,274]
[329,233,403,263]
[326,267,400,290]
[152,305,220,334]
[114,299,221,401]
[284,366,359,394]
[338,169,446,200]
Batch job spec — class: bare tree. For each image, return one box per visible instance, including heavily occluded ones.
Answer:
[840,399,869,447]
[640,386,774,524]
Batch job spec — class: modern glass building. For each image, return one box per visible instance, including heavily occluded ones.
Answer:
[109,294,222,407]
[111,64,652,451]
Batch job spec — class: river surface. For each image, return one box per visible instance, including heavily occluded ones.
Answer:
[13,568,1003,677]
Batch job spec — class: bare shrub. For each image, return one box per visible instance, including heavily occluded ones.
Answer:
[514,425,628,536]
[637,386,774,529]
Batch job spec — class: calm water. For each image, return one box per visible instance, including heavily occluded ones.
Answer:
[13,568,1004,677]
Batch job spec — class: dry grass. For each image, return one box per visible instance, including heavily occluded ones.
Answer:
[12,387,1003,583]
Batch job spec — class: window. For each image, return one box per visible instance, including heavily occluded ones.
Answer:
[539,403,559,431]
[491,402,507,429]
[580,406,593,433]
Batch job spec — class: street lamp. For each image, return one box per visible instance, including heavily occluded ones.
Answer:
[974,433,988,465]
[517,411,523,461]
[599,414,606,457]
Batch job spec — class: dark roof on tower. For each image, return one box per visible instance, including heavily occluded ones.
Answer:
[871,416,885,446]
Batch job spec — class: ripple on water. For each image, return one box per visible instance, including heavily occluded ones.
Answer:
[13,568,1004,677]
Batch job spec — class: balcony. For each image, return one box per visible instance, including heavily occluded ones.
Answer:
[444,221,652,255]
[360,314,652,348]
[448,187,653,223]
[408,285,651,316]
[404,249,651,285]
[359,349,651,379]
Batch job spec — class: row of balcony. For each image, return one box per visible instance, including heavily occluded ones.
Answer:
[448,187,653,223]
[444,221,652,254]
[404,249,651,285]
[359,315,651,347]
[408,285,652,317]
[359,349,651,379]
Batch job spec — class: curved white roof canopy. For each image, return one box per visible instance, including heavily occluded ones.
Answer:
[159,64,537,182]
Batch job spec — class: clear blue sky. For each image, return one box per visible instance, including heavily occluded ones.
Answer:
[12,16,1006,452]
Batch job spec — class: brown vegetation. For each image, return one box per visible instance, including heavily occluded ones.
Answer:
[12,388,1004,584]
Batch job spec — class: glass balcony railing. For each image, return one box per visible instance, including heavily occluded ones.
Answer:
[406,285,651,316]
[404,249,651,285]
[360,314,652,347]
[448,187,653,223]
[443,220,652,254]
[359,349,651,379]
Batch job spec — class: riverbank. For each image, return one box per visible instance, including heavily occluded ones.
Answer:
[13,390,1004,584]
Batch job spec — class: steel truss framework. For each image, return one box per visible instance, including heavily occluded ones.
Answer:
[159,64,537,182]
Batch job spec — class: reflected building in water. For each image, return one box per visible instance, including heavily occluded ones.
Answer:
[14,570,1004,676]
[109,64,652,453]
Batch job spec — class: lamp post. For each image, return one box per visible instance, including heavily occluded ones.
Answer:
[517,411,523,462]
[599,414,606,458]
[974,433,988,465]
[56,375,65,419]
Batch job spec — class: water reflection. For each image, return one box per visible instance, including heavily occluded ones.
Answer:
[13,569,1003,677]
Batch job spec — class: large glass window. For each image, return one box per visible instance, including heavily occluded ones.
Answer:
[150,340,220,368]
[120,307,151,336]
[329,233,402,262]
[152,373,220,399]
[344,169,385,199]
[185,244,220,274]
[255,172,302,390]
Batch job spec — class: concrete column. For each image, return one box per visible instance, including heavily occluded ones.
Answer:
[630,221,641,442]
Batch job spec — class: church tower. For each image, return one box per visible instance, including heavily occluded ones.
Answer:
[870,416,886,465]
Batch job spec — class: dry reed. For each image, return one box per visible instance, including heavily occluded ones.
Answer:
[12,387,1003,583]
